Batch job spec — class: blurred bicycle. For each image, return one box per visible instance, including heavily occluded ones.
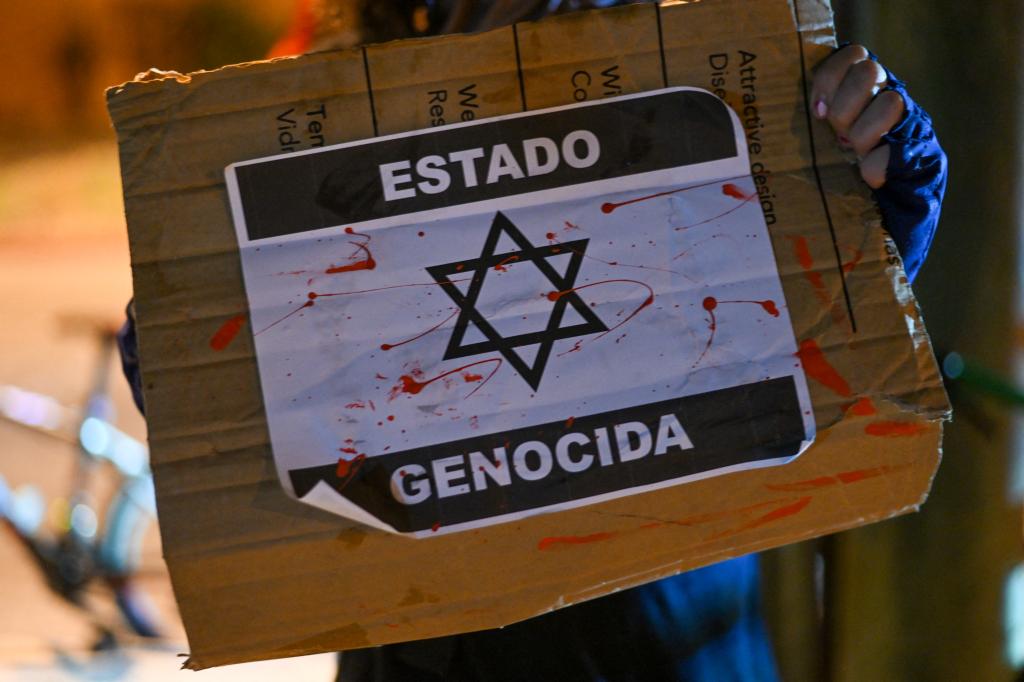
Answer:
[0,315,161,648]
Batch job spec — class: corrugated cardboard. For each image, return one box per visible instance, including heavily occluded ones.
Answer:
[106,0,949,669]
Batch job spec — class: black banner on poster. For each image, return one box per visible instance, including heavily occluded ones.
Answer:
[231,90,736,240]
[289,376,805,534]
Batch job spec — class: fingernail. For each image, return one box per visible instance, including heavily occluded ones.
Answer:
[814,99,827,118]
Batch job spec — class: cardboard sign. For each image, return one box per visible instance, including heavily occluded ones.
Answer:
[107,0,949,669]
[226,88,815,535]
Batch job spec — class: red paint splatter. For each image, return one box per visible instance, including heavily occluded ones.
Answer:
[641,499,798,531]
[790,235,814,269]
[560,340,584,355]
[546,232,557,240]
[564,220,580,231]
[842,247,864,274]
[209,314,246,351]
[339,446,358,454]
[716,299,780,317]
[254,281,468,339]
[692,296,718,367]
[462,372,483,382]
[431,522,441,533]
[313,277,470,301]
[494,255,519,272]
[326,241,376,274]
[547,279,654,355]
[335,453,367,489]
[765,476,834,492]
[387,415,395,422]
[865,421,928,437]
[565,416,575,428]
[537,532,617,551]
[795,339,852,397]
[836,467,891,484]
[390,358,503,400]
[255,300,314,335]
[673,197,756,232]
[375,373,388,380]
[722,183,750,200]
[345,402,366,409]
[765,465,901,492]
[787,236,831,307]
[560,243,686,278]
[845,397,877,416]
[600,177,741,214]
[806,272,828,301]
[710,496,813,539]
[418,231,425,237]
[744,496,812,528]
[381,309,459,351]
[670,234,740,266]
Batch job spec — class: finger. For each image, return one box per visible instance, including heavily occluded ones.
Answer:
[847,90,905,157]
[859,145,890,189]
[811,44,870,119]
[828,59,888,136]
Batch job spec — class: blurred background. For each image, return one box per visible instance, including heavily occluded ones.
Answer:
[0,0,1020,680]
[0,0,337,679]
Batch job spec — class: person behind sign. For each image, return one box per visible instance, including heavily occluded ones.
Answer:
[285,4,944,679]
[116,1,946,680]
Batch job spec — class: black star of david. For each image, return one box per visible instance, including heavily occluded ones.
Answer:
[425,211,607,390]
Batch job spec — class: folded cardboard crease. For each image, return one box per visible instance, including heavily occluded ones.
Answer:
[107,0,948,669]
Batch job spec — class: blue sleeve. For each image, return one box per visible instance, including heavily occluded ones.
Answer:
[869,53,948,283]
[116,299,146,416]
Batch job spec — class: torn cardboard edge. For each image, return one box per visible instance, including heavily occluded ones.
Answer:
[107,0,949,669]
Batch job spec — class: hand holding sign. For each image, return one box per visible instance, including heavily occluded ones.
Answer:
[811,44,905,189]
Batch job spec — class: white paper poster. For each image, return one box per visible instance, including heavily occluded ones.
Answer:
[225,88,815,536]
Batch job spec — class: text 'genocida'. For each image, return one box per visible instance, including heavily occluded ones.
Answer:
[390,412,694,505]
